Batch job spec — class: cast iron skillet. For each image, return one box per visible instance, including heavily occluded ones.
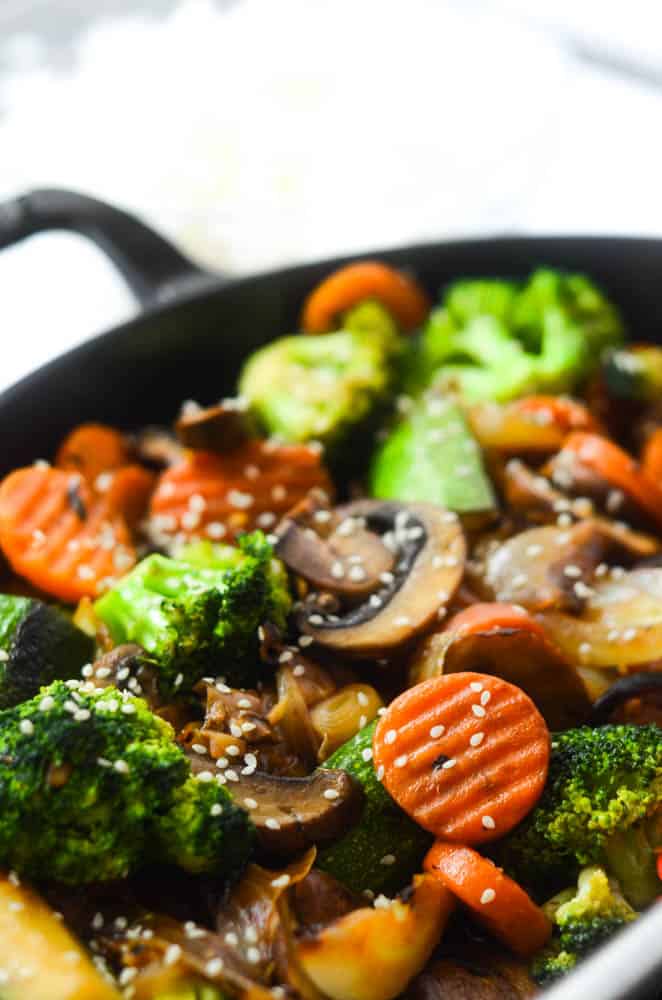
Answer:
[1,188,662,999]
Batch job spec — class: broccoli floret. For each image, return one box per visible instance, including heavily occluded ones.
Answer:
[531,866,636,985]
[95,531,291,694]
[0,680,254,884]
[239,302,401,459]
[498,725,662,899]
[406,269,623,402]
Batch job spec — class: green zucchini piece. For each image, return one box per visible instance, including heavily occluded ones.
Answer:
[0,595,94,708]
[317,721,431,895]
[601,346,662,403]
[370,397,496,516]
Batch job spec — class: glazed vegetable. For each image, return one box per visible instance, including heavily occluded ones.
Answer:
[601,345,662,403]
[531,866,636,985]
[0,680,253,883]
[301,261,430,333]
[95,532,291,694]
[0,873,120,999]
[0,465,149,602]
[317,721,433,895]
[149,440,332,544]
[373,673,550,844]
[409,603,591,729]
[56,421,130,484]
[239,309,400,457]
[406,269,623,401]
[424,842,551,957]
[296,873,454,1000]
[0,594,94,707]
[498,724,662,902]
[311,683,384,759]
[370,396,496,518]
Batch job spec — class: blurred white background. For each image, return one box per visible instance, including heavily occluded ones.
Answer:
[1,0,661,389]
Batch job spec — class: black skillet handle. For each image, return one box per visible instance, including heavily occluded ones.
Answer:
[0,188,216,308]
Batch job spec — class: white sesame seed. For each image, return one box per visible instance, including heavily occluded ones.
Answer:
[226,745,241,757]
[196,771,214,783]
[361,747,373,762]
[623,628,637,642]
[480,889,496,904]
[265,818,281,830]
[271,874,291,888]
[92,912,104,930]
[384,729,397,745]
[482,815,496,829]
[526,544,543,557]
[74,709,91,722]
[379,571,395,584]
[293,664,306,677]
[442,758,457,770]
[241,721,256,734]
[243,798,258,810]
[470,732,485,747]
[309,614,324,626]
[192,743,208,755]
[511,572,528,589]
[430,725,445,739]
[470,681,483,692]
[237,697,252,709]
[201,956,224,977]
[323,788,340,800]
[393,616,411,627]
[348,565,367,583]
[563,564,582,578]
[210,803,223,816]
[376,765,385,781]
[472,704,486,718]
[114,760,130,775]
[225,932,239,946]
[380,854,396,866]
[278,650,294,663]
[299,635,313,647]
[394,754,408,768]
[164,944,182,966]
[579,642,592,658]
[246,947,261,965]
[330,561,345,579]
[480,691,491,706]
[97,756,112,768]
[19,719,34,736]
[357,691,369,707]
[229,723,243,739]
[81,664,94,678]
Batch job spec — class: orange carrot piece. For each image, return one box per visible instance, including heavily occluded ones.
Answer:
[424,842,552,957]
[103,465,155,530]
[444,602,550,639]
[642,429,662,487]
[0,466,137,602]
[513,396,601,434]
[56,423,130,485]
[561,432,662,529]
[373,672,550,845]
[149,440,333,543]
[301,261,430,333]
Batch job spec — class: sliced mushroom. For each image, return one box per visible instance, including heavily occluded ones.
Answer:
[409,605,591,729]
[175,398,257,453]
[590,673,662,725]
[275,492,395,601]
[409,956,539,1000]
[293,501,466,656]
[292,870,361,931]
[187,753,363,856]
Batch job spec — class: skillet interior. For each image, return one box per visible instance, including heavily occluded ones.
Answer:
[0,234,661,475]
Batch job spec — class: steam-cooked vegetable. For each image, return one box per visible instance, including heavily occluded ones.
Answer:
[311,683,383,760]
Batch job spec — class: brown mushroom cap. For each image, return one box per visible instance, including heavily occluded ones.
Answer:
[188,753,363,856]
[293,501,466,656]
[175,398,257,454]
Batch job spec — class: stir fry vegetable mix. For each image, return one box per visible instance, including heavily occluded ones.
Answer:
[0,260,662,999]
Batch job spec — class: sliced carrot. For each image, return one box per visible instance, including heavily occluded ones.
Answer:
[560,432,662,529]
[642,429,662,487]
[512,396,601,434]
[149,440,333,543]
[424,842,551,957]
[0,466,138,602]
[102,465,155,530]
[301,261,430,333]
[373,672,549,845]
[56,423,130,485]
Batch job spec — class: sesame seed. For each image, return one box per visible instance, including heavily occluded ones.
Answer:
[472,704,486,718]
[230,723,243,739]
[361,747,373,762]
[309,614,324,625]
[210,803,223,816]
[442,758,456,770]
[299,635,313,647]
[246,947,261,964]
[192,743,207,755]
[394,616,411,627]
[225,769,239,782]
[470,681,483,692]
[374,894,392,910]
[237,697,252,709]
[623,628,637,642]
[92,912,104,930]
[293,664,305,677]
[119,968,137,985]
[526,544,543,557]
[384,729,397,745]
[511,572,528,589]
[330,561,345,579]
[482,815,496,829]
[394,754,409,768]
[379,571,395,584]
[480,889,496,904]
[563,564,582,578]
[196,771,214,783]
[376,765,385,781]
[81,664,94,678]
[74,709,91,722]
[278,650,294,663]
[114,760,130,774]
[120,703,136,715]
[243,798,258,809]
[97,756,112,768]
[430,725,445,739]
[226,745,240,757]
[164,944,182,966]
[470,732,485,747]
[480,691,491,706]
[380,854,396,866]
[357,691,369,707]
[241,721,256,734]
[265,818,281,830]
[579,642,592,658]
[348,565,367,583]
[323,788,340,800]
[19,719,34,736]
[206,958,224,976]
[95,666,112,679]
[271,874,291,888]
[206,522,226,539]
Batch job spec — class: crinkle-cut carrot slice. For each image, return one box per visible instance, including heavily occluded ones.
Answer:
[373,672,549,845]
[149,440,333,543]
[0,466,138,602]
[56,423,130,485]
[425,841,551,957]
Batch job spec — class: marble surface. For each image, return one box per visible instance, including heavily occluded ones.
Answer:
[1,0,661,390]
